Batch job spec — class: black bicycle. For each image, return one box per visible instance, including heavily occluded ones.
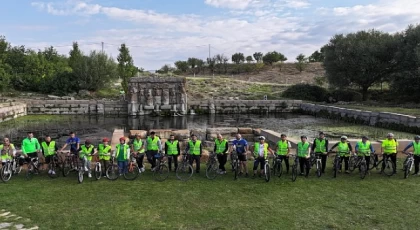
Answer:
[403,152,414,179]
[176,153,193,181]
[290,154,299,182]
[272,155,284,177]
[348,154,368,179]
[1,159,13,182]
[62,153,79,177]
[47,154,62,179]
[154,153,169,182]
[332,152,341,178]
[106,155,120,181]
[206,152,219,180]
[369,153,395,176]
[309,153,322,177]
[231,151,240,180]
[26,157,41,180]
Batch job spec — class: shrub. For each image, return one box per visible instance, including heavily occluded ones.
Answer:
[330,89,363,102]
[282,84,328,102]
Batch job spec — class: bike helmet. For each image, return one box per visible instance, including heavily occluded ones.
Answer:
[119,137,126,141]
[415,135,420,140]
[387,133,394,137]
[301,135,307,139]
[102,138,110,142]
[340,136,348,140]
[258,136,266,140]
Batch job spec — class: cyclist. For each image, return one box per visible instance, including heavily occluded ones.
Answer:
[116,137,130,176]
[59,132,80,156]
[21,132,41,167]
[0,137,16,167]
[214,134,229,174]
[355,136,375,173]
[231,133,249,177]
[185,134,202,174]
[130,134,145,172]
[145,131,162,171]
[311,132,329,174]
[41,135,59,175]
[252,136,274,178]
[79,139,96,178]
[381,133,398,175]
[98,138,112,176]
[296,135,311,177]
[402,135,420,175]
[275,134,291,174]
[165,134,180,172]
[329,136,353,173]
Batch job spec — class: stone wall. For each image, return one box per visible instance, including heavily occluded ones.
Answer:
[188,100,302,114]
[0,102,27,123]
[300,103,420,131]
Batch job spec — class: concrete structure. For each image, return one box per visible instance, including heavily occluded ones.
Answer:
[0,102,27,123]
[189,100,302,114]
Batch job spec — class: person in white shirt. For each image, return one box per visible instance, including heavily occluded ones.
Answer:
[252,136,274,178]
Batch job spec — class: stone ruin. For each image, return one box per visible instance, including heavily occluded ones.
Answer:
[127,76,187,116]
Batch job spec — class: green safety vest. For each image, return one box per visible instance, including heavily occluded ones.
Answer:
[315,139,327,153]
[133,139,145,153]
[116,144,130,160]
[382,139,398,154]
[254,143,269,159]
[357,141,371,156]
[215,139,228,154]
[413,142,420,155]
[147,136,159,151]
[276,140,289,155]
[188,140,201,155]
[297,142,310,158]
[80,145,95,160]
[338,142,350,156]
[166,140,179,155]
[0,144,14,160]
[41,141,56,157]
[98,144,112,160]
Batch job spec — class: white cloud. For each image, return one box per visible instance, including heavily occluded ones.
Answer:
[204,0,257,9]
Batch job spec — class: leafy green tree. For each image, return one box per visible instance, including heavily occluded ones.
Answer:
[262,51,287,67]
[309,49,324,62]
[231,53,245,64]
[295,54,308,73]
[206,57,216,74]
[117,44,137,93]
[253,52,263,63]
[323,29,398,100]
[174,61,189,72]
[246,55,253,63]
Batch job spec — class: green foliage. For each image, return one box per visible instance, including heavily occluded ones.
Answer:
[157,64,175,74]
[330,89,363,102]
[309,48,324,62]
[295,54,308,73]
[231,53,245,64]
[246,55,253,63]
[263,51,287,67]
[314,75,326,86]
[282,84,328,102]
[117,44,137,93]
[253,52,263,63]
[174,61,188,72]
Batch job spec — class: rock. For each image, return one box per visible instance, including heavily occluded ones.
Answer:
[238,128,253,134]
[206,127,238,135]
[240,134,256,141]
[148,129,173,139]
[172,129,190,140]
[206,133,232,141]
[129,130,147,139]
[47,95,61,99]
[78,90,90,97]
[62,96,75,100]
[190,129,206,140]
[253,128,262,135]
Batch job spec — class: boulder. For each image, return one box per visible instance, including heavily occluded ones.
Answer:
[129,130,147,139]
[172,129,190,140]
[238,128,253,134]
[206,127,238,135]
[253,129,262,135]
[47,95,61,99]
[190,129,206,140]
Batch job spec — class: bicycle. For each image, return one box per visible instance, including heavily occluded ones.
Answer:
[332,152,341,178]
[403,152,414,179]
[26,157,40,180]
[231,151,240,180]
[263,158,270,182]
[290,154,299,182]
[154,153,169,182]
[369,153,395,176]
[205,152,219,180]
[47,154,62,179]
[309,153,322,178]
[62,153,79,177]
[176,153,193,181]
[93,155,103,180]
[272,155,284,177]
[348,153,368,179]
[106,154,120,181]
[1,159,13,182]
[124,154,140,180]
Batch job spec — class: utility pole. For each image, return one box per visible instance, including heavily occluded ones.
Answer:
[208,44,211,60]
[101,42,104,53]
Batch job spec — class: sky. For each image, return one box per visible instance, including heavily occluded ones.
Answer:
[1,0,420,70]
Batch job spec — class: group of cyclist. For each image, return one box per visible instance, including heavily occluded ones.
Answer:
[1,130,420,180]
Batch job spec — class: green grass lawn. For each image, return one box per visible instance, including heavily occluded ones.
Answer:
[1,160,420,230]
[335,104,420,117]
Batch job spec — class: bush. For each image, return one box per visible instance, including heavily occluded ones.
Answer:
[330,89,363,102]
[282,84,328,102]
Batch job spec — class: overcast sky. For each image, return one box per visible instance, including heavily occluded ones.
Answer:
[1,0,420,70]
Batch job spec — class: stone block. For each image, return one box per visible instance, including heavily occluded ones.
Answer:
[238,128,253,134]
[129,130,147,138]
[172,130,190,140]
[206,127,238,135]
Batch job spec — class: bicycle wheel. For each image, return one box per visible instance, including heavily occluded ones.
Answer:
[48,162,59,179]
[316,160,322,178]
[78,170,84,183]
[95,163,102,180]
[154,164,169,182]
[333,159,339,178]
[62,159,71,177]
[273,161,283,177]
[234,161,239,180]
[291,165,297,182]
[383,159,395,176]
[13,161,22,175]
[176,163,193,181]
[26,163,34,180]
[206,163,218,180]
[369,155,378,170]
[106,165,120,181]
[360,162,367,179]
[404,161,412,179]
[124,163,139,180]
[264,164,270,182]
[1,164,12,182]
[348,156,356,172]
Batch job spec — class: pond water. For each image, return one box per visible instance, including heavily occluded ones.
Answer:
[0,114,416,148]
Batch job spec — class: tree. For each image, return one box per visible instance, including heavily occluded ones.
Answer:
[323,29,398,100]
[295,54,308,73]
[117,44,137,93]
[262,51,287,67]
[308,49,324,62]
[246,55,253,63]
[187,57,201,74]
[157,64,174,74]
[206,57,216,74]
[68,42,86,92]
[253,52,263,63]
[231,53,245,64]
[174,61,189,72]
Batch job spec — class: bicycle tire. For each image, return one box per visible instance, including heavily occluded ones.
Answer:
[360,162,367,179]
[404,161,412,179]
[369,154,378,170]
[316,160,322,178]
[13,161,22,175]
[333,158,339,178]
[48,162,59,179]
[348,155,356,172]
[62,159,72,177]
[1,164,12,182]
[176,163,193,181]
[78,170,84,183]
[106,165,120,181]
[383,159,395,176]
[26,163,34,180]
[264,164,270,182]
[205,163,218,180]
[124,164,139,180]
[95,163,102,180]
[234,161,239,180]
[154,164,169,182]
[291,165,297,182]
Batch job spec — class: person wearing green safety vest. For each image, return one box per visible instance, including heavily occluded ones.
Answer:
[311,132,329,174]
[165,134,180,172]
[41,135,59,175]
[185,134,202,174]
[78,139,96,178]
[355,136,375,172]
[145,131,162,171]
[130,133,145,172]
[297,135,311,177]
[98,138,112,176]
[21,132,41,164]
[214,134,229,174]
[0,137,16,167]
[403,135,420,175]
[275,134,291,174]
[329,136,353,174]
[252,136,274,178]
[381,133,398,175]
[116,137,130,175]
